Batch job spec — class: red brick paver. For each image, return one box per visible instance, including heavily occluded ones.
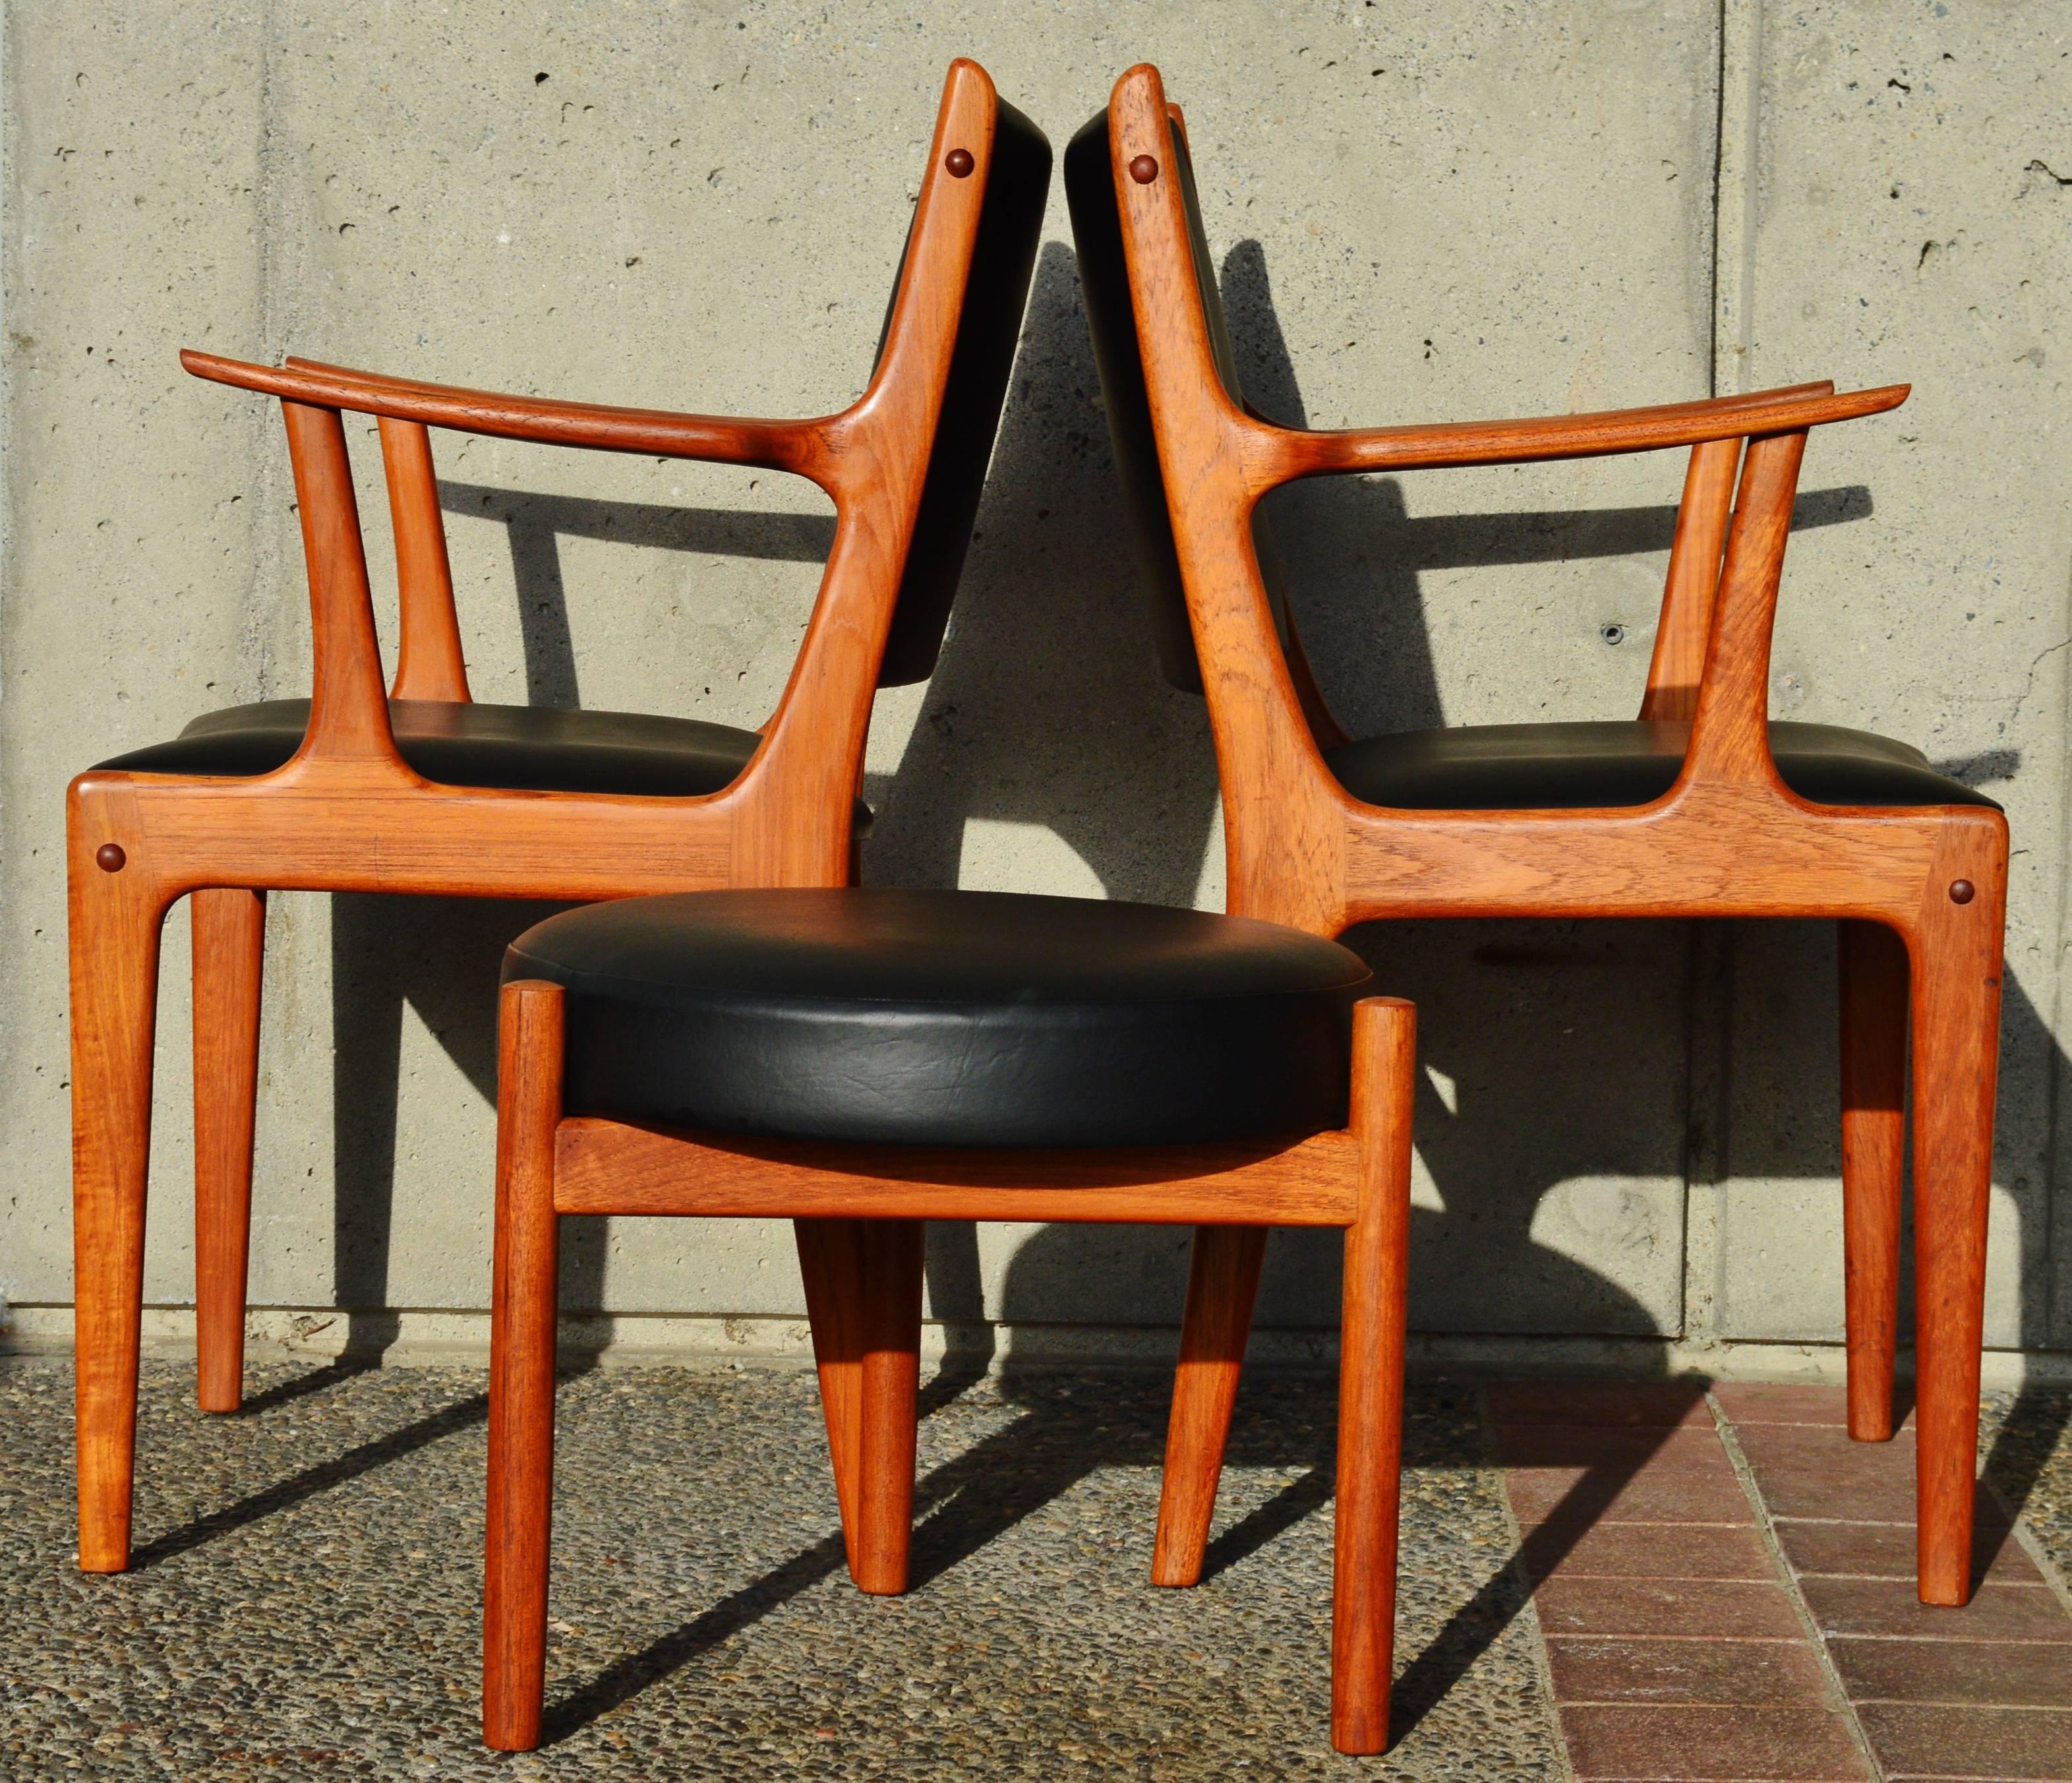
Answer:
[1491,1381,1871,1781]
[1491,1381,2072,1780]
[1723,1382,2072,1783]
[1859,1704,2072,1779]
[1560,1704,1870,1781]
[1773,1513,2033,1585]
[1489,1381,1719,1429]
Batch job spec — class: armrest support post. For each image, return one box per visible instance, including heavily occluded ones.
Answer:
[1641,438,1743,722]
[1680,429,1810,787]
[279,400,408,771]
[376,416,471,702]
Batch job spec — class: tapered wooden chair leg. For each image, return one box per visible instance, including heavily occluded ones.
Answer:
[1152,1223,1268,1586]
[1839,919,1907,1442]
[1909,890,2003,1608]
[852,1219,925,1596]
[69,826,168,1577]
[484,981,566,1752]
[1334,998,1414,1756]
[795,1216,868,1575]
[193,888,266,1414]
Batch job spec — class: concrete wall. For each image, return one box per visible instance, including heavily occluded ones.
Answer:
[3,1,2067,1375]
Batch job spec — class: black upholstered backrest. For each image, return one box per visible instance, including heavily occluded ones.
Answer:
[874,100,1051,686]
[1065,108,1291,694]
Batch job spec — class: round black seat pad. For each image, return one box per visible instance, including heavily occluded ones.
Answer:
[506,888,1374,1149]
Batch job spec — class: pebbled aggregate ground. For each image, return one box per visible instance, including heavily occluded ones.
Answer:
[1981,1387,2072,1594]
[0,1358,1565,1780]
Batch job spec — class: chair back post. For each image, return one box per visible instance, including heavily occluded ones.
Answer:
[727,59,1002,886]
[1107,67,1349,934]
[278,399,417,778]
[1676,427,1809,791]
[376,415,471,702]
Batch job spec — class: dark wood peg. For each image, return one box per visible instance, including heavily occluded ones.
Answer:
[1129,154,1159,184]
[1949,879,1975,905]
[96,843,127,873]
[944,148,974,178]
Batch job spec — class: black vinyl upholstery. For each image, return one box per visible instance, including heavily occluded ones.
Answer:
[505,888,1373,1148]
[94,698,872,827]
[876,100,1053,686]
[1324,720,1999,812]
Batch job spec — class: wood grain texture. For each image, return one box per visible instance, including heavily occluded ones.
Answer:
[1839,919,1909,1445]
[794,1217,868,1577]
[1096,59,2007,1614]
[372,413,471,702]
[1150,1224,1268,1587]
[483,980,566,1753]
[1641,437,1746,722]
[283,358,470,705]
[1907,840,2005,1606]
[191,887,265,1414]
[1334,998,1415,1755]
[183,352,838,481]
[280,400,416,777]
[553,1120,1359,1225]
[1244,382,1904,482]
[72,57,1016,1550]
[854,1220,926,1596]
[68,788,165,1575]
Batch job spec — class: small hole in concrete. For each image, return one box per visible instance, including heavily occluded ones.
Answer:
[1600,624,1626,646]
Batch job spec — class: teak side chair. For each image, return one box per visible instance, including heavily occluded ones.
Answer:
[481,887,1415,1753]
[1067,65,2006,1607]
[69,59,1048,1575]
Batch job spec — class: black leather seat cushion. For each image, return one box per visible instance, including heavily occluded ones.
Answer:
[505,888,1373,1148]
[95,698,870,825]
[1322,720,1998,812]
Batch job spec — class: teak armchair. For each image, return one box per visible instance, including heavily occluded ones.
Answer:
[69,59,1048,1575]
[1067,65,2005,1606]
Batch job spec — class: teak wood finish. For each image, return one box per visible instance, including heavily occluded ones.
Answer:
[483,978,1417,1754]
[71,60,1030,1577]
[1089,65,2005,1609]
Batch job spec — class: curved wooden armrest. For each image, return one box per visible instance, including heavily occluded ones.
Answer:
[180,349,839,481]
[1248,380,1907,487]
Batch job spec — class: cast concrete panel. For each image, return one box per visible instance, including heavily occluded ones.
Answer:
[1,3,271,1313]
[1716,1,2071,1350]
[13,1,2058,1364]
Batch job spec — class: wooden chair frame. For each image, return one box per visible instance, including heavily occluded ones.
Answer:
[70,60,1016,1576]
[1094,65,2005,1608]
[484,977,1416,1754]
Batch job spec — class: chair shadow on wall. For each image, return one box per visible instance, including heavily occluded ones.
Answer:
[273,235,2063,1741]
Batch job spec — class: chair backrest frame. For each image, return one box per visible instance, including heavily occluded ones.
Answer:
[1073,65,1919,940]
[1069,75,1349,930]
[175,60,1050,893]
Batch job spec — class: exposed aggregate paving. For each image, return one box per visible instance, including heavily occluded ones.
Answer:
[0,1358,1564,1780]
[1980,1387,2072,1595]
